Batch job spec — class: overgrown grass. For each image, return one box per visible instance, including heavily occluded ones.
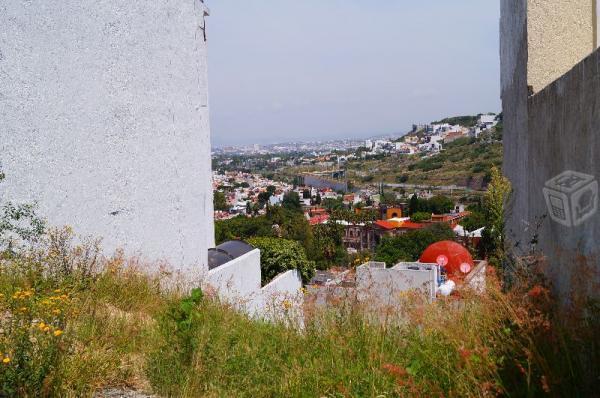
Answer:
[0,229,597,397]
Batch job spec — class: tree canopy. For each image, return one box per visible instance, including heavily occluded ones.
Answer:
[374,223,455,266]
[213,191,229,211]
[248,237,316,285]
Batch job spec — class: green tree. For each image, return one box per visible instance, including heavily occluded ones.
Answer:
[312,222,346,270]
[257,191,273,205]
[282,192,302,212]
[427,195,454,214]
[410,212,432,222]
[214,215,274,244]
[375,223,455,266]
[479,167,511,265]
[409,194,420,215]
[215,206,315,257]
[247,237,316,285]
[268,206,313,251]
[323,198,344,212]
[213,191,229,211]
[460,211,486,232]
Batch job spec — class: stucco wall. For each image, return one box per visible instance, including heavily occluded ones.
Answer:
[527,0,596,93]
[259,270,303,324]
[0,0,214,272]
[206,249,262,308]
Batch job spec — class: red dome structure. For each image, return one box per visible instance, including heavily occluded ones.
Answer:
[419,241,474,278]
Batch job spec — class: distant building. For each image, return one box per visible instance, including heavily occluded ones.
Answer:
[342,223,375,252]
[443,131,466,144]
[385,207,403,219]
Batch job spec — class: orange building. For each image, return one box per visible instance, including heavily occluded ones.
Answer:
[385,207,403,220]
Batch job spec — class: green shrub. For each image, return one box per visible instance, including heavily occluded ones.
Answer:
[472,161,490,174]
[375,223,455,265]
[460,211,486,232]
[396,174,409,183]
[416,157,444,172]
[410,212,431,222]
[145,288,204,396]
[247,237,316,284]
[0,285,71,396]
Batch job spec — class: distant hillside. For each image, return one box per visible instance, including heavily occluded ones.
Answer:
[431,115,479,127]
[346,127,503,190]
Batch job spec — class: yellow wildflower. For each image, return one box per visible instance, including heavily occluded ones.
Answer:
[2,358,10,364]
[38,322,46,330]
[43,326,51,332]
[53,330,63,337]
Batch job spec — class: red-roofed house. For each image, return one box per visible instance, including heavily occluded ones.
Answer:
[397,221,427,232]
[309,214,330,226]
[374,220,396,230]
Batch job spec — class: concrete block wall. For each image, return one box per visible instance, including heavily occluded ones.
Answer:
[0,0,214,272]
[502,0,600,300]
[523,50,600,298]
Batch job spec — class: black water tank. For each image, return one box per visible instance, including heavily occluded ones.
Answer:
[208,240,255,270]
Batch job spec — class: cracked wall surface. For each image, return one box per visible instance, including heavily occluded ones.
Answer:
[0,0,214,272]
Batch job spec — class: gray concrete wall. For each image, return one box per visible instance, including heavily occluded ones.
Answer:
[501,0,531,255]
[524,50,600,298]
[0,0,214,272]
[502,0,600,299]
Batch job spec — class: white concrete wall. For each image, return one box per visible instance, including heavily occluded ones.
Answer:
[205,249,262,310]
[0,0,214,273]
[356,262,438,306]
[258,269,303,324]
[205,249,303,324]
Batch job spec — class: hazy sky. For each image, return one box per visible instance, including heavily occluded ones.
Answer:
[207,1,501,147]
